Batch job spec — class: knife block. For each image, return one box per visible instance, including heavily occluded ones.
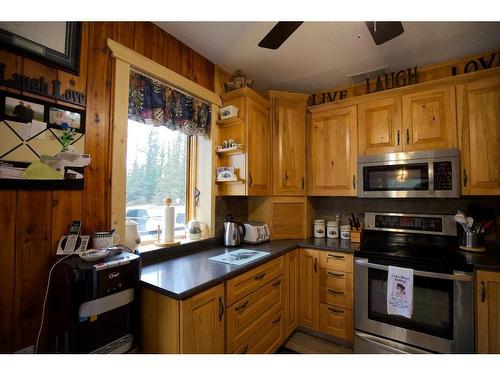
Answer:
[350,229,362,243]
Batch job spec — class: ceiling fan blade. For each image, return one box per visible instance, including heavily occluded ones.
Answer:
[258,21,304,49]
[365,22,404,45]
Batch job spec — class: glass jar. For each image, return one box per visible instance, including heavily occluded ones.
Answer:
[314,219,326,238]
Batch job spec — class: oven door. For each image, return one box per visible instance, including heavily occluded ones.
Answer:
[354,258,474,353]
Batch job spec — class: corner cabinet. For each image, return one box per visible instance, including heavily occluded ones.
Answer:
[217,87,271,196]
[307,105,358,196]
[457,76,500,195]
[269,91,309,196]
[476,270,500,353]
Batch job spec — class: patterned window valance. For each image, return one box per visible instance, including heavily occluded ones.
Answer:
[128,70,211,136]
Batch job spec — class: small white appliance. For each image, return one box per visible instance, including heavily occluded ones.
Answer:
[242,221,270,244]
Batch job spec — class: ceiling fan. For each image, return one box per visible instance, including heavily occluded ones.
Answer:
[258,21,404,49]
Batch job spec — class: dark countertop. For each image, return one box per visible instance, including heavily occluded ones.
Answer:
[463,242,500,272]
[140,237,356,300]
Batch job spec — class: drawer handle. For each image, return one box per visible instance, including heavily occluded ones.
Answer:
[241,344,249,354]
[328,254,345,260]
[272,279,281,287]
[235,300,249,312]
[328,289,345,295]
[480,281,486,303]
[314,258,318,273]
[272,315,282,324]
[328,307,344,314]
[327,271,345,278]
[254,272,266,281]
[218,297,224,321]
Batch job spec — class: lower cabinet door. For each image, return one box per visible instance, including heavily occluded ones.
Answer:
[319,303,353,342]
[234,311,284,354]
[180,284,225,353]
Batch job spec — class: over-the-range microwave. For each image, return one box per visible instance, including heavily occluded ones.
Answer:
[357,148,460,198]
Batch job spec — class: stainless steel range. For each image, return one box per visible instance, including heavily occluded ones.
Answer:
[354,212,474,354]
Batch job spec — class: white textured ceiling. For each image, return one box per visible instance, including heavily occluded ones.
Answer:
[155,21,500,93]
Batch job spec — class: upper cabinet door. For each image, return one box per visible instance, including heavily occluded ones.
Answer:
[358,96,402,155]
[402,86,457,152]
[458,76,500,195]
[308,105,358,196]
[272,97,307,195]
[247,98,272,195]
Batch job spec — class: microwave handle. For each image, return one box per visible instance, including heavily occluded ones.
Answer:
[355,258,472,281]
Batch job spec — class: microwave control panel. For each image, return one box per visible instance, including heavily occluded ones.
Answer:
[433,161,453,190]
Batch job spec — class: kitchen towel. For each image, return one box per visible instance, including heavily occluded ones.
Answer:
[387,265,414,318]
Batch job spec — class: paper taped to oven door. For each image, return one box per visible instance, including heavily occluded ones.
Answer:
[387,265,414,318]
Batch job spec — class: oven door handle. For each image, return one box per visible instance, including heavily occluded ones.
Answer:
[355,258,473,281]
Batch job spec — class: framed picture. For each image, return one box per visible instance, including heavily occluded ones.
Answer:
[48,104,85,133]
[0,91,46,123]
[0,22,81,75]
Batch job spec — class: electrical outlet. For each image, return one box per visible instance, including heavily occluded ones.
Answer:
[15,345,34,354]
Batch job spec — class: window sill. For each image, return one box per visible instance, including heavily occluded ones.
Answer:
[137,236,215,254]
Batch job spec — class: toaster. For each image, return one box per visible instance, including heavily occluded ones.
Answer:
[242,222,270,244]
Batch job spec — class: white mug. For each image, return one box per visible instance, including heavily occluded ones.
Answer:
[92,231,120,249]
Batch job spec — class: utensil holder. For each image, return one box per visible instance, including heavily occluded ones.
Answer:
[459,232,485,252]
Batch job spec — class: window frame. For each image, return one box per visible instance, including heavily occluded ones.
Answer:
[108,38,221,247]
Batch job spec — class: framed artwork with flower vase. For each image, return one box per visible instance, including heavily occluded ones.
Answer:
[0,90,87,189]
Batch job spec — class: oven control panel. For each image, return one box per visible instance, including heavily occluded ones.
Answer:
[375,214,443,232]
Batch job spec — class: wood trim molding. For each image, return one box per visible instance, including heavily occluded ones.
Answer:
[107,38,222,106]
[308,66,500,113]
[108,38,218,241]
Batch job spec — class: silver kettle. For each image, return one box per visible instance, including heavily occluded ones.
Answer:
[223,216,246,247]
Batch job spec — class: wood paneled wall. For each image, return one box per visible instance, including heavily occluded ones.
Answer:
[0,21,215,352]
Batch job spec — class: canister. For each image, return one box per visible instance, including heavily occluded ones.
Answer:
[314,219,326,238]
[326,220,339,239]
[340,224,351,240]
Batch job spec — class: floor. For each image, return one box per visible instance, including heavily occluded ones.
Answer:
[278,331,353,354]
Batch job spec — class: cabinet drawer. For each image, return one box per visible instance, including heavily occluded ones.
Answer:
[319,303,353,341]
[226,276,284,352]
[233,311,284,354]
[226,256,284,306]
[319,251,353,273]
[319,268,353,291]
[319,286,353,309]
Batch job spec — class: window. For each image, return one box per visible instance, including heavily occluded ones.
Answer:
[125,119,188,242]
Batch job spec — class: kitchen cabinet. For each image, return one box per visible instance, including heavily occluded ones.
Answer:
[285,249,300,337]
[299,248,320,331]
[218,87,271,196]
[457,76,500,195]
[269,90,309,196]
[401,85,457,152]
[307,105,358,196]
[476,270,500,353]
[141,283,225,354]
[180,283,225,353]
[358,96,402,155]
[225,255,285,353]
[318,251,354,342]
[248,196,308,239]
